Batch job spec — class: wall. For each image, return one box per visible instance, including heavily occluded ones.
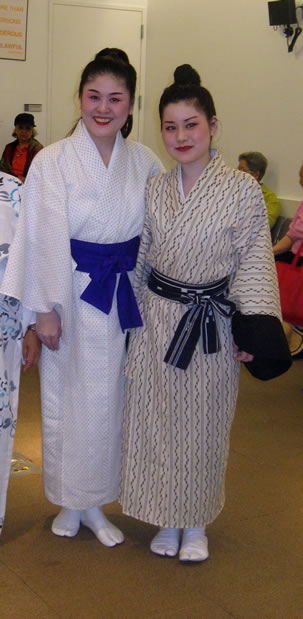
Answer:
[143,0,303,215]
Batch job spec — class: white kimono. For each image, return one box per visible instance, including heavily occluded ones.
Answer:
[1,121,163,510]
[0,173,34,534]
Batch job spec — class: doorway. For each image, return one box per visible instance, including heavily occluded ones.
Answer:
[48,1,144,144]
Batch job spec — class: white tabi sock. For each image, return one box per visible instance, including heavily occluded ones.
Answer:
[179,527,209,562]
[150,527,181,557]
[80,506,124,547]
[51,508,81,537]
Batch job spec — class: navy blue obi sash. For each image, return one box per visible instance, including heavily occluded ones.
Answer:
[148,269,236,370]
[70,236,143,332]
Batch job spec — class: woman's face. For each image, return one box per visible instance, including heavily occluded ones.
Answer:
[161,101,217,169]
[80,73,133,146]
[15,124,33,145]
[299,165,303,189]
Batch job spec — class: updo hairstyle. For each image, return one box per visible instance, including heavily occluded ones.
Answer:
[79,48,137,138]
[159,64,216,125]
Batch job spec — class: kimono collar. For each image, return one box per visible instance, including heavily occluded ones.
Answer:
[177,149,222,200]
[71,119,124,171]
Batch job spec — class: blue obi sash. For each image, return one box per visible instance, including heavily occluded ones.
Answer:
[70,236,143,332]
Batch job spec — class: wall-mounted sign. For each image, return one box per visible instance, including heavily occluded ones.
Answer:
[0,0,28,61]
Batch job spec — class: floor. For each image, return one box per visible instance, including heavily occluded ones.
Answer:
[1,360,303,618]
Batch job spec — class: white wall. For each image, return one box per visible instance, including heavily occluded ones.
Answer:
[143,0,303,215]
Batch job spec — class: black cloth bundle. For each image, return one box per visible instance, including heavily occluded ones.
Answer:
[232,312,292,380]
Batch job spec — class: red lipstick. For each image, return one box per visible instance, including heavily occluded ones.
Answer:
[176,146,192,152]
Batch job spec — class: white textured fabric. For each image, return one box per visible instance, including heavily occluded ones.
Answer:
[1,121,163,509]
[120,152,281,528]
[0,173,33,534]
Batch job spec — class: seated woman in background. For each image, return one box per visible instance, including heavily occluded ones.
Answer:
[0,113,43,183]
[273,163,303,358]
[238,151,280,229]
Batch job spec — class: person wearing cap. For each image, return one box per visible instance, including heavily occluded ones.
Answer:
[0,113,43,182]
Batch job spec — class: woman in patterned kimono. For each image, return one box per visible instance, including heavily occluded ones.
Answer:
[120,65,291,561]
[0,172,41,535]
[1,49,163,546]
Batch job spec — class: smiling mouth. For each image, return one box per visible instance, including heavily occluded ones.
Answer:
[94,117,112,126]
[176,146,193,152]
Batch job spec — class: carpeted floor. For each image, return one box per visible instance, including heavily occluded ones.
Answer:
[1,361,302,618]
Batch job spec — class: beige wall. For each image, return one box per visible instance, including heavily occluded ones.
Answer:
[144,0,303,215]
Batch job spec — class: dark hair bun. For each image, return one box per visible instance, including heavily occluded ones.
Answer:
[174,64,201,86]
[95,48,129,64]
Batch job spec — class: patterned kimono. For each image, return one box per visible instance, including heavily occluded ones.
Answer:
[0,173,33,534]
[120,151,282,529]
[1,120,163,510]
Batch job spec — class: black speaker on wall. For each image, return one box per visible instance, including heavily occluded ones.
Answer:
[268,0,297,26]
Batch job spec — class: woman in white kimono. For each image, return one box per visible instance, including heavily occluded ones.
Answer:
[0,172,41,535]
[120,65,291,561]
[1,49,163,546]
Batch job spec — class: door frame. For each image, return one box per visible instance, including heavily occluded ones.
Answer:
[47,0,147,144]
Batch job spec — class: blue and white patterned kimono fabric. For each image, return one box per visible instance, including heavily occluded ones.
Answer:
[0,173,32,534]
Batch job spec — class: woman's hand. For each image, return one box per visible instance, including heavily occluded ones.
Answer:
[22,329,42,371]
[273,234,293,256]
[233,344,254,363]
[36,309,62,350]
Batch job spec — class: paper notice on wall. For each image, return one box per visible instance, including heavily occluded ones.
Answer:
[0,0,28,61]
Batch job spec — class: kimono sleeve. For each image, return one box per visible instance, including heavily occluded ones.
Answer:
[229,180,291,380]
[0,174,21,284]
[0,147,73,340]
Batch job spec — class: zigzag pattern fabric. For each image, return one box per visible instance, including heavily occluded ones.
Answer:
[120,151,281,528]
